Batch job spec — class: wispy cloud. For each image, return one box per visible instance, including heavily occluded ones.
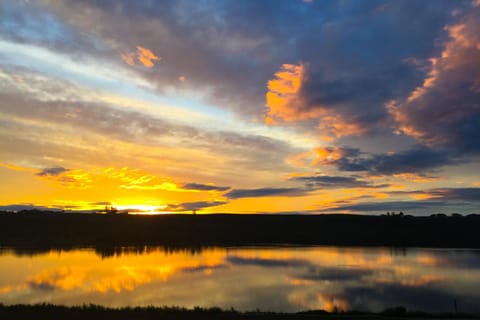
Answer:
[0,162,36,173]
[120,52,135,66]
[326,187,480,213]
[225,187,305,199]
[0,204,62,212]
[290,175,389,189]
[182,183,230,192]
[226,256,309,268]
[165,201,227,212]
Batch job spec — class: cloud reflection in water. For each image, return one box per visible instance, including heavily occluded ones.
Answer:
[0,246,479,312]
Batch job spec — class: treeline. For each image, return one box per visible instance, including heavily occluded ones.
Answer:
[0,304,478,320]
[1,212,480,248]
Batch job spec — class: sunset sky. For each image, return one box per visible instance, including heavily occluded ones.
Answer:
[0,0,479,214]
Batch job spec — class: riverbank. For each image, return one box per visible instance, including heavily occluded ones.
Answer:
[0,304,478,320]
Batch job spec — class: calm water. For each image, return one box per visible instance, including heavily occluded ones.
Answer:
[0,246,479,313]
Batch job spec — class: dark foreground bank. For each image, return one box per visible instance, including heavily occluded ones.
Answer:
[0,305,478,320]
[1,212,480,248]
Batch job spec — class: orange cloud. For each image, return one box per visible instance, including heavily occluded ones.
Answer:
[317,293,349,312]
[311,147,346,165]
[120,46,161,68]
[393,173,440,183]
[287,146,350,168]
[389,14,480,146]
[136,46,161,67]
[317,115,365,140]
[36,168,93,189]
[265,63,312,123]
[22,250,227,294]
[0,162,36,173]
[35,166,177,191]
[28,267,85,291]
[120,52,135,66]
[265,64,365,140]
[406,57,440,103]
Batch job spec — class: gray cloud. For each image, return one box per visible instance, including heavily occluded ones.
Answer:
[36,167,69,176]
[181,264,228,274]
[339,282,468,313]
[0,1,99,54]
[398,188,480,202]
[226,256,309,268]
[327,200,475,213]
[0,93,194,146]
[390,7,480,154]
[31,0,467,124]
[225,187,305,199]
[165,201,226,212]
[291,175,389,189]
[89,201,112,206]
[28,281,56,291]
[0,91,297,175]
[427,188,480,201]
[182,183,230,192]
[225,174,393,200]
[324,187,480,214]
[294,267,375,282]
[0,204,62,212]
[335,146,456,175]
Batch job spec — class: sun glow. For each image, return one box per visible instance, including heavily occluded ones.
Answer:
[111,204,167,214]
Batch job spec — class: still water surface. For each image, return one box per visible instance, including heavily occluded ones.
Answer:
[0,246,479,312]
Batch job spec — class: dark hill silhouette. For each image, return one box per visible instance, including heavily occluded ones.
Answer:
[1,212,480,249]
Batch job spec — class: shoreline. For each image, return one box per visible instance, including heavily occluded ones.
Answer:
[1,212,480,248]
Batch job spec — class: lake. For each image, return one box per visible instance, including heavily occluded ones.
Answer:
[0,246,479,313]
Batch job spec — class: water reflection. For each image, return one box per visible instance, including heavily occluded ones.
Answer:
[0,246,479,313]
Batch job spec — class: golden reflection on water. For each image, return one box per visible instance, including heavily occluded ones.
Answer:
[0,246,479,312]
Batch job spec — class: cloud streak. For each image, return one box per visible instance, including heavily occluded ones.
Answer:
[182,183,230,192]
[225,187,305,199]
[290,175,389,189]
[165,201,227,212]
[327,187,480,213]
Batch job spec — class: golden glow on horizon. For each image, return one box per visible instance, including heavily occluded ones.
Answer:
[0,157,454,214]
[112,204,166,213]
